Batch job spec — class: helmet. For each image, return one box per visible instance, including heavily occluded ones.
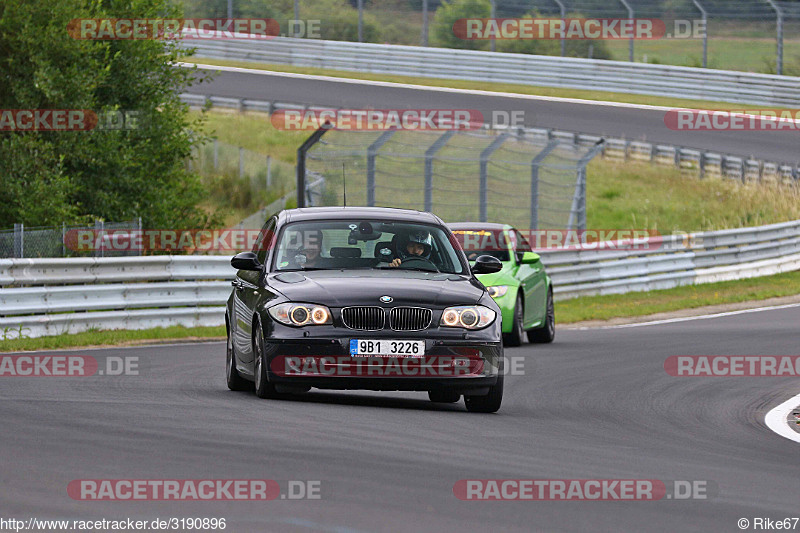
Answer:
[398,229,433,260]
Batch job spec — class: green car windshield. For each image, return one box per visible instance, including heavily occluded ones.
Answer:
[451,229,511,262]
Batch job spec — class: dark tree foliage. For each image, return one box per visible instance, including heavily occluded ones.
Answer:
[0,0,218,228]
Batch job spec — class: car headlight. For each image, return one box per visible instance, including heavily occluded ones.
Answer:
[440,305,496,330]
[486,285,508,299]
[268,303,332,326]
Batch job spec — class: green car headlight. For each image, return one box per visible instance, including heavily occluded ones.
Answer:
[440,305,496,330]
[268,303,332,326]
[486,285,508,299]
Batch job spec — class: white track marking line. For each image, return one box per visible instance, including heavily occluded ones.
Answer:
[576,302,800,330]
[183,62,800,125]
[765,392,800,444]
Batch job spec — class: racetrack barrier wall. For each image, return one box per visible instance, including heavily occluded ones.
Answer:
[2,220,800,338]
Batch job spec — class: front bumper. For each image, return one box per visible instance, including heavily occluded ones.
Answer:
[260,324,503,393]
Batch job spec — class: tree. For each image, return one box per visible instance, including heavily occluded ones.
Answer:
[0,0,218,228]
[431,0,491,50]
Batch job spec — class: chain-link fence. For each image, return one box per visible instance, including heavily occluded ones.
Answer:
[0,220,141,259]
[183,0,800,74]
[301,128,603,230]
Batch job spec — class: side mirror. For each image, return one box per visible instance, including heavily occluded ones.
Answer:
[472,254,502,274]
[520,251,540,264]
[231,251,262,271]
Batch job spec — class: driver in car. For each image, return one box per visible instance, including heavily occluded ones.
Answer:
[390,230,433,267]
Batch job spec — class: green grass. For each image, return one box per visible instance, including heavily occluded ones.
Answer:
[557,270,800,323]
[189,58,785,111]
[587,160,800,232]
[0,325,225,353]
[605,38,800,75]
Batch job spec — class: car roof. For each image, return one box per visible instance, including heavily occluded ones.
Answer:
[448,222,513,231]
[279,206,443,225]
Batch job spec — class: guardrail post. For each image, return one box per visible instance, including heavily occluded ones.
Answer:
[366,130,396,206]
[424,131,455,212]
[479,133,508,222]
[530,140,560,230]
[13,223,23,258]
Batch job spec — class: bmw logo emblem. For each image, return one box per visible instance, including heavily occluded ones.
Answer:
[380,295,393,303]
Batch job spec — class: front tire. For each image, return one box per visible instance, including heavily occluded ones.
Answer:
[503,293,525,347]
[226,325,250,391]
[528,287,555,344]
[253,318,283,399]
[464,374,504,413]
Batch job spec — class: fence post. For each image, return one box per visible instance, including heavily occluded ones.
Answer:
[357,0,363,42]
[293,0,300,37]
[553,0,566,57]
[267,155,272,189]
[569,140,605,231]
[424,131,455,212]
[13,223,23,258]
[296,125,331,208]
[691,0,708,68]
[490,0,496,53]
[618,0,634,61]
[238,147,244,178]
[62,222,66,257]
[366,130,396,207]
[529,141,560,231]
[479,133,509,222]
[766,0,783,75]
[421,0,429,46]
[213,139,219,170]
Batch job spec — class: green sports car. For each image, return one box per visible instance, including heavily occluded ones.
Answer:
[449,223,555,346]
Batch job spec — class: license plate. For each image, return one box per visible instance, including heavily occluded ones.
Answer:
[349,339,425,357]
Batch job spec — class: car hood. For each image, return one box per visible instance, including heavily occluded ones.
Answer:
[266,270,485,307]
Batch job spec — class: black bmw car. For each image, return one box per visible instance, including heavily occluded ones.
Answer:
[225,206,505,413]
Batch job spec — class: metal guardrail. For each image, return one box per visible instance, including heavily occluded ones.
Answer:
[182,37,800,106]
[2,219,800,338]
[182,93,800,185]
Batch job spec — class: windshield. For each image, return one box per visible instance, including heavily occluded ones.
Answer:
[273,220,466,274]
[451,229,511,262]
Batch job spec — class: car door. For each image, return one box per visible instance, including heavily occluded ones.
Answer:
[231,216,276,365]
[514,229,546,327]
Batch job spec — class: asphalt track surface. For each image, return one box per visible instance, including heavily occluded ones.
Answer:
[2,306,799,532]
[187,66,800,164]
